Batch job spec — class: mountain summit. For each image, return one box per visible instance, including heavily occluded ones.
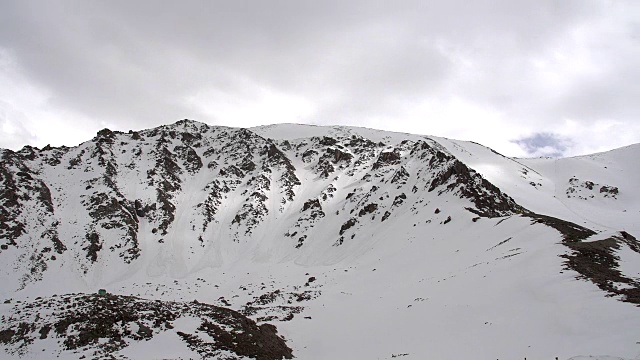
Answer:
[1,120,639,359]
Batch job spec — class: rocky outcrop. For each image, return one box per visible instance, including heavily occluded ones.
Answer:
[372,149,401,170]
[428,156,524,217]
[390,166,410,184]
[0,150,64,288]
[566,177,620,200]
[0,293,293,360]
[561,230,640,306]
[316,147,354,178]
[525,213,640,306]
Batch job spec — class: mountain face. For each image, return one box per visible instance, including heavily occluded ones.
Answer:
[1,120,639,360]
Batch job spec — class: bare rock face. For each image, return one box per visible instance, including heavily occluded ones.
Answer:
[427,157,524,217]
[358,203,378,217]
[316,147,354,178]
[390,166,410,185]
[372,149,401,170]
[302,198,322,212]
[0,150,64,289]
[339,218,358,236]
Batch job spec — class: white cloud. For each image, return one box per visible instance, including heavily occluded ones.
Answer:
[0,1,638,157]
[0,49,96,150]
[183,81,317,129]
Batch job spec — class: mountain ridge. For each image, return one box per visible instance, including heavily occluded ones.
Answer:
[1,119,639,359]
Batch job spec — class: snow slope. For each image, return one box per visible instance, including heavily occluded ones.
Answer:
[1,120,639,359]
[435,137,639,234]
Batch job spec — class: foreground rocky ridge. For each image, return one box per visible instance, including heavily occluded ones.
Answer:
[0,293,293,360]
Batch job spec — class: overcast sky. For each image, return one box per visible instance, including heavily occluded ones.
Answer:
[1,1,638,157]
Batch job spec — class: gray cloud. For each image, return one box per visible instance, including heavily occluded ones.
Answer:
[0,0,638,156]
[512,132,573,157]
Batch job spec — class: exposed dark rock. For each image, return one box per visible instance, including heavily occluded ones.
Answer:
[0,329,16,344]
[280,140,291,151]
[84,192,139,263]
[95,128,116,144]
[265,143,282,159]
[83,232,102,263]
[239,158,257,172]
[522,212,639,305]
[561,233,640,305]
[230,174,270,236]
[346,136,378,152]
[203,147,216,157]
[428,158,524,217]
[174,145,203,174]
[17,146,38,161]
[0,158,28,244]
[134,199,145,217]
[67,150,85,169]
[358,203,378,217]
[317,161,335,178]
[302,199,322,212]
[259,144,300,202]
[566,178,619,200]
[390,166,410,184]
[326,148,353,164]
[600,185,619,197]
[339,218,358,235]
[409,140,432,155]
[319,136,337,146]
[301,149,318,163]
[199,179,236,232]
[43,222,66,254]
[0,152,62,259]
[392,193,406,207]
[526,213,595,243]
[295,235,308,249]
[220,165,245,178]
[372,149,401,170]
[157,183,176,236]
[248,290,282,306]
[38,324,51,339]
[179,131,202,146]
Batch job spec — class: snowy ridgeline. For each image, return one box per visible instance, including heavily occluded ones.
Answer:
[0,120,639,360]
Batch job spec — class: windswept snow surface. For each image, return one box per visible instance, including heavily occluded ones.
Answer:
[436,138,640,234]
[1,121,639,359]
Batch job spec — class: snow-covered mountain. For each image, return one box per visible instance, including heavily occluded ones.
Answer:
[1,120,638,359]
